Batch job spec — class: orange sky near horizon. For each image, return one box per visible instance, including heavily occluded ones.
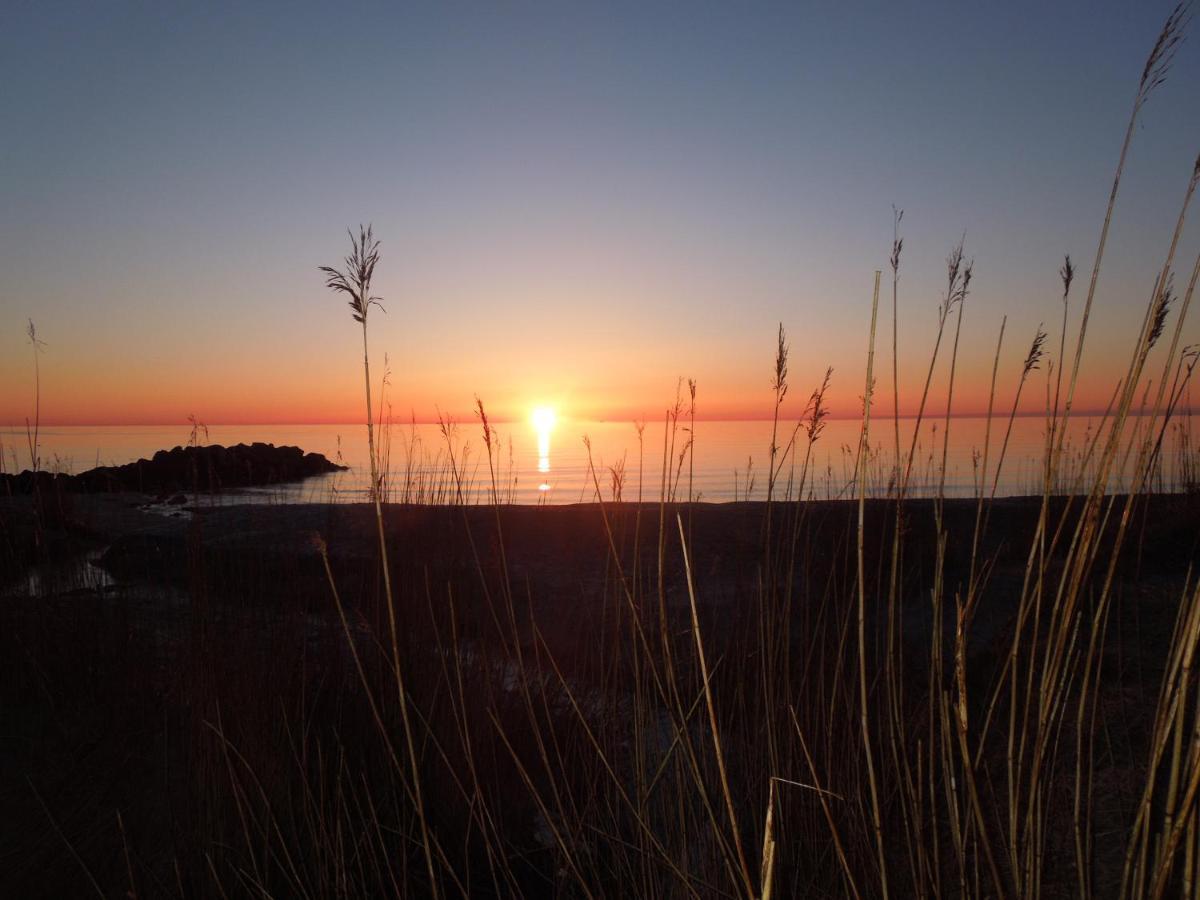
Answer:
[0,285,1175,429]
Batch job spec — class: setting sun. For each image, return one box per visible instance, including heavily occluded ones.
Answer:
[531,406,557,434]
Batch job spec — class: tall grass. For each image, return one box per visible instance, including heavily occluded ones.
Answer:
[282,7,1197,895]
[320,226,439,896]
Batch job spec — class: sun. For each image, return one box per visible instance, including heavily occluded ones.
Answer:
[531,406,557,433]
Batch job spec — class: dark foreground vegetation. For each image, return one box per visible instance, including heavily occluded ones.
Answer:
[1,493,1198,898]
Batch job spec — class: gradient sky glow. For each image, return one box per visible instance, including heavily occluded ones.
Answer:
[2,1,1199,426]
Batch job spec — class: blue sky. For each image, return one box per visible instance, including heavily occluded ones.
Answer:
[2,1,1197,423]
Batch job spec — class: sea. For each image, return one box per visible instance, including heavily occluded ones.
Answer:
[1,415,1194,505]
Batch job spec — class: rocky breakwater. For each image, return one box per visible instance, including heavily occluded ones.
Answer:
[1,443,347,497]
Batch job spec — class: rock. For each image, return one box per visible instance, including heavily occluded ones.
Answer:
[0,444,347,496]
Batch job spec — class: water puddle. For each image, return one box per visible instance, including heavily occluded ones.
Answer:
[18,547,116,599]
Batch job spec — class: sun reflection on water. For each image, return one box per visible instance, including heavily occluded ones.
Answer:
[532,406,556,490]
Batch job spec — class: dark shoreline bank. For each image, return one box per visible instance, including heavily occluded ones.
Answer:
[3,491,1199,897]
[4,492,1198,606]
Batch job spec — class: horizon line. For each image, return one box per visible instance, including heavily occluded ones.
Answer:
[4,408,1192,430]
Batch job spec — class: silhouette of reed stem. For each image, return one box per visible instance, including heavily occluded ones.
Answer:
[321,226,439,898]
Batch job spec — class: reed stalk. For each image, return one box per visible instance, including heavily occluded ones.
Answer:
[321,226,439,898]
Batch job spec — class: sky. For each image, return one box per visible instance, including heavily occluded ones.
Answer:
[2,1,1199,426]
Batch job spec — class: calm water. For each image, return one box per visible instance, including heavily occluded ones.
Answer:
[2,415,1194,505]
